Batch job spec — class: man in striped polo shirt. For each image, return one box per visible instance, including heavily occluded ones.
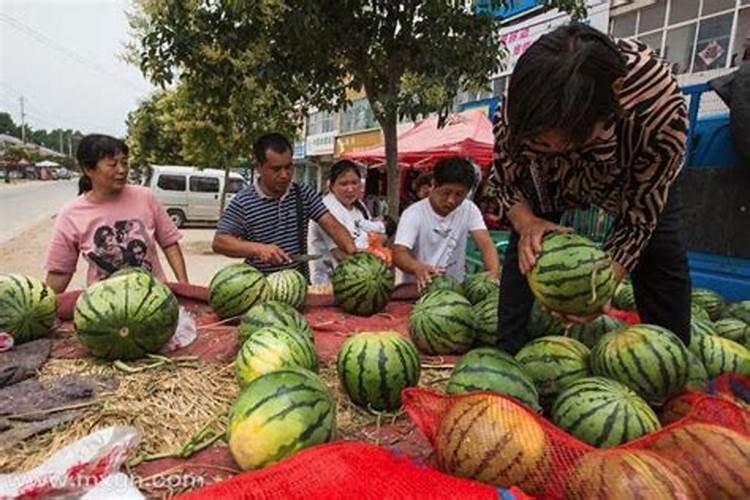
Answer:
[212,133,356,277]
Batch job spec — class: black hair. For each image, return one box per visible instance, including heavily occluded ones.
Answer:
[76,134,129,194]
[253,132,293,163]
[414,172,433,191]
[432,157,476,190]
[382,215,397,238]
[328,160,362,184]
[127,239,146,252]
[93,226,114,248]
[506,22,627,154]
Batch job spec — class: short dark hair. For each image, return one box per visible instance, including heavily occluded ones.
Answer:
[329,160,362,184]
[93,226,114,247]
[76,134,129,194]
[506,23,627,154]
[253,133,293,163]
[414,172,433,190]
[432,157,475,190]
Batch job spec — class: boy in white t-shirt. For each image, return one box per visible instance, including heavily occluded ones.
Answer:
[393,157,500,291]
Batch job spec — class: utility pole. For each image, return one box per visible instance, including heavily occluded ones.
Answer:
[19,96,26,144]
[68,132,72,157]
[59,129,64,154]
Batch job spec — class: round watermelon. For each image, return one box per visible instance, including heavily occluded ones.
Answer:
[721,300,750,324]
[689,320,750,378]
[685,349,709,391]
[421,274,462,296]
[446,347,541,411]
[528,233,616,316]
[691,287,726,321]
[612,279,636,311]
[567,315,626,348]
[235,326,318,387]
[238,301,312,343]
[552,376,660,448]
[713,318,750,345]
[267,269,307,310]
[461,273,499,305]
[336,331,420,411]
[227,368,335,470]
[409,290,476,355]
[0,273,57,344]
[74,271,178,360]
[208,263,270,319]
[527,300,565,338]
[515,336,590,401]
[472,295,498,346]
[332,253,394,316]
[692,303,711,323]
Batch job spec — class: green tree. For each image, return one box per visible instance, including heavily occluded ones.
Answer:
[0,112,19,137]
[126,90,185,167]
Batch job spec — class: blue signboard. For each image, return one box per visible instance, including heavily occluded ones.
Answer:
[475,0,541,19]
[293,143,306,160]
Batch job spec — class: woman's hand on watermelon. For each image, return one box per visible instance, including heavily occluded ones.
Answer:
[513,214,571,275]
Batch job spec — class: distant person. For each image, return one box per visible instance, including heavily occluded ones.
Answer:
[212,133,356,278]
[414,172,433,200]
[45,134,188,292]
[393,156,500,291]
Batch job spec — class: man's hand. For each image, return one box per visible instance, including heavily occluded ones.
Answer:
[253,243,291,265]
[515,216,571,274]
[414,263,445,293]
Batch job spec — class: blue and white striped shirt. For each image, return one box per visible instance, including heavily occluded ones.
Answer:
[216,181,329,274]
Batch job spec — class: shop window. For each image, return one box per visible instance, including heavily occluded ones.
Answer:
[639,0,666,33]
[612,11,637,38]
[693,13,733,72]
[665,24,697,75]
[702,0,736,16]
[732,8,750,67]
[638,31,664,55]
[669,0,699,24]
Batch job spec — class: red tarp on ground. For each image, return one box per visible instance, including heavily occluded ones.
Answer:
[341,109,494,170]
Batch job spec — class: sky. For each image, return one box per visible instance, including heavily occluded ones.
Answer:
[0,0,155,137]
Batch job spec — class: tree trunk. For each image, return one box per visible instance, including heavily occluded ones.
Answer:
[382,116,399,217]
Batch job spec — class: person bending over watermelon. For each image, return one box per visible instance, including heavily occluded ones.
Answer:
[393,157,500,292]
[487,23,690,353]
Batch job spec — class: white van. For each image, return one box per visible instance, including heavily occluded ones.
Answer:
[144,165,248,227]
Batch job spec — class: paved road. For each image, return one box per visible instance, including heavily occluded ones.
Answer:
[0,180,78,244]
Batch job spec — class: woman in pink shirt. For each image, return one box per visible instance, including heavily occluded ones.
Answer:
[45,134,189,293]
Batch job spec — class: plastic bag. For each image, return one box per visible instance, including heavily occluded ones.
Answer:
[0,332,13,352]
[161,307,198,353]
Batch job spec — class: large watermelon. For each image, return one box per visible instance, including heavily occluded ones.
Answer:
[266,269,307,310]
[0,273,57,344]
[552,377,660,448]
[612,279,636,311]
[74,271,179,360]
[685,349,709,391]
[721,300,750,324]
[332,253,394,316]
[472,295,498,346]
[567,315,625,348]
[227,368,335,470]
[461,273,499,305]
[689,320,750,377]
[208,263,269,319]
[446,347,541,411]
[235,326,318,387]
[238,301,312,343]
[527,300,565,338]
[691,287,726,321]
[564,450,702,499]
[590,324,690,404]
[527,233,616,316]
[515,336,590,401]
[421,274,462,296]
[714,318,750,345]
[435,394,549,495]
[642,423,750,499]
[692,303,711,323]
[409,290,476,355]
[336,331,420,411]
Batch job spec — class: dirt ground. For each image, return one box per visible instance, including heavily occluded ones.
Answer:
[0,218,235,288]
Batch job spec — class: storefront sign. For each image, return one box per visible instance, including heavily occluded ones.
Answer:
[335,129,382,156]
[305,131,337,157]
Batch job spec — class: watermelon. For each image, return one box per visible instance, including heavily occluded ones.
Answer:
[208,263,270,319]
[227,368,335,471]
[332,253,394,316]
[74,271,178,360]
[566,315,625,348]
[238,301,312,343]
[472,295,498,346]
[0,273,57,344]
[713,318,750,345]
[565,450,702,499]
[692,303,711,323]
[590,324,690,404]
[409,290,476,355]
[691,287,726,321]
[721,300,750,324]
[446,347,541,411]
[266,269,307,310]
[336,331,420,411]
[551,376,660,448]
[643,423,750,500]
[689,320,750,377]
[461,273,499,305]
[515,336,590,401]
[527,300,565,338]
[421,274,462,296]
[527,233,616,316]
[435,394,549,495]
[235,326,318,387]
[685,349,709,391]
[612,279,636,311]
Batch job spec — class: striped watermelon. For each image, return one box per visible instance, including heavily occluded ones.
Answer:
[0,273,57,344]
[528,233,616,316]
[336,331,420,411]
[515,336,590,401]
[590,324,690,404]
[551,377,660,448]
[238,301,312,343]
[74,271,179,360]
[714,318,750,345]
[565,450,702,499]
[567,315,626,348]
[643,423,750,499]
[686,349,709,391]
[691,287,726,320]
[527,301,565,338]
[461,273,499,305]
[435,394,549,494]
[472,295,498,346]
[208,263,270,319]
[446,347,541,411]
[421,274,462,296]
[689,320,750,377]
[409,290,476,355]
[692,303,711,323]
[227,368,335,470]
[612,279,636,311]
[721,300,750,324]
[332,253,394,316]
[266,269,307,310]
[235,326,318,387]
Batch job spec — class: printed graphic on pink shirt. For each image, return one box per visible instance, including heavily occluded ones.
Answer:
[86,219,152,278]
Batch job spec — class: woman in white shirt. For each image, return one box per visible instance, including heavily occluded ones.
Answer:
[308,160,384,284]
